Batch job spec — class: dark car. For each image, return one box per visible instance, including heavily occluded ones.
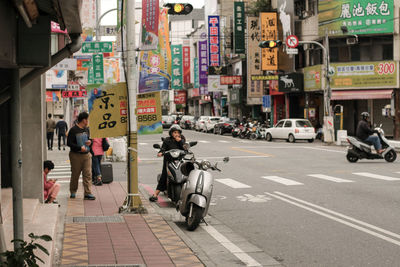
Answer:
[213,118,237,135]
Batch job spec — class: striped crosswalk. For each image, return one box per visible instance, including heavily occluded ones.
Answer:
[352,172,400,181]
[308,174,354,183]
[216,178,251,189]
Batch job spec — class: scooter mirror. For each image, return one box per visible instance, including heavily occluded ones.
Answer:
[223,157,229,163]
[161,137,165,141]
[153,144,161,149]
[379,124,383,128]
[189,141,197,147]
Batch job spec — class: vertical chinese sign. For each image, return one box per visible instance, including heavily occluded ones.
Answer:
[194,58,200,88]
[87,83,128,138]
[92,54,104,84]
[137,92,163,135]
[247,17,263,99]
[260,12,278,71]
[198,40,208,85]
[183,46,191,84]
[171,44,183,90]
[140,0,159,50]
[139,8,172,93]
[208,16,220,67]
[234,2,245,54]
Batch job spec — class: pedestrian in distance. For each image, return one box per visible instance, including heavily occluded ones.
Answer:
[67,112,96,200]
[43,160,60,204]
[56,115,68,151]
[149,124,186,202]
[90,138,110,186]
[46,114,56,150]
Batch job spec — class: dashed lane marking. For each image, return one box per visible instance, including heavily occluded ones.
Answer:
[261,176,303,186]
[308,174,354,183]
[215,178,252,189]
[231,147,273,157]
[353,172,400,181]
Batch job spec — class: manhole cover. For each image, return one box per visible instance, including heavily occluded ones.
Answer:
[72,216,124,223]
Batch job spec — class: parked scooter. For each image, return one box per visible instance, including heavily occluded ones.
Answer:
[346,125,397,163]
[153,140,229,231]
[249,122,268,140]
[232,123,243,137]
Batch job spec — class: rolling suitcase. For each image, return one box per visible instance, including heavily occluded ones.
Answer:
[100,162,113,183]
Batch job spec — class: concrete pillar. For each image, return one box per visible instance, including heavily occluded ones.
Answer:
[21,75,44,201]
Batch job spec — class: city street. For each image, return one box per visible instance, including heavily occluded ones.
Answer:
[138,130,400,267]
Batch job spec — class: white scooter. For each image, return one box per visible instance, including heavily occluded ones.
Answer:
[346,125,397,163]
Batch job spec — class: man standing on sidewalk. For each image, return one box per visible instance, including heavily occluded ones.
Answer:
[67,112,96,200]
[46,114,56,150]
[56,115,68,150]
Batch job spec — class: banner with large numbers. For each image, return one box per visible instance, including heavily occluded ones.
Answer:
[234,2,245,54]
[87,83,128,138]
[260,13,278,71]
[208,16,221,67]
[138,8,171,93]
[247,17,263,99]
[140,0,159,50]
[171,44,183,89]
[319,0,394,36]
[137,91,163,135]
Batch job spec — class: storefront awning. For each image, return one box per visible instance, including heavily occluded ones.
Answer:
[331,90,393,100]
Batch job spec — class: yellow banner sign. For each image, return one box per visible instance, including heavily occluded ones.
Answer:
[137,91,163,135]
[260,12,278,71]
[88,83,128,138]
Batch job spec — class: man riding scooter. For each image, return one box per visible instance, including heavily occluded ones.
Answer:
[149,124,186,202]
[356,112,384,154]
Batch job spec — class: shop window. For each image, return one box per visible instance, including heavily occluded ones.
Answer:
[351,45,360,61]
[382,44,393,60]
[330,47,339,62]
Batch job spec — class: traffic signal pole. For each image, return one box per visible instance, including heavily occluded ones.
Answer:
[119,0,145,213]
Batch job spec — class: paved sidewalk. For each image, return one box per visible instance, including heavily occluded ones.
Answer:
[58,181,203,267]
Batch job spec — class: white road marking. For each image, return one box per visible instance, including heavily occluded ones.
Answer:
[218,140,230,143]
[353,172,400,181]
[198,140,211,143]
[261,176,303,186]
[239,140,251,143]
[308,174,354,183]
[269,192,400,246]
[303,147,346,154]
[139,143,148,145]
[216,178,251,189]
[201,224,261,266]
[236,194,271,203]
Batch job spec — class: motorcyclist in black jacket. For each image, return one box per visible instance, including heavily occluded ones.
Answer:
[356,112,384,154]
[149,124,186,202]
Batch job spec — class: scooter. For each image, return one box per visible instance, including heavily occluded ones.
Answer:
[153,141,229,231]
[232,123,243,137]
[346,125,397,163]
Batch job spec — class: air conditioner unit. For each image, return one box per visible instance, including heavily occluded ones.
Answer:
[301,10,314,19]
[346,37,357,45]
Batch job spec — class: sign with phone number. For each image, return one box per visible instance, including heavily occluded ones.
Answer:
[137,91,163,135]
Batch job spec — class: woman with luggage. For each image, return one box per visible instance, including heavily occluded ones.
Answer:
[91,138,110,186]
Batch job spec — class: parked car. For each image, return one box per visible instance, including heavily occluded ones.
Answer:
[265,119,315,143]
[204,117,221,133]
[162,115,174,129]
[180,115,195,129]
[195,116,209,131]
[214,118,237,135]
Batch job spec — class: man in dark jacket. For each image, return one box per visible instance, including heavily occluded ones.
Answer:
[56,115,68,150]
[356,112,384,154]
[149,124,186,202]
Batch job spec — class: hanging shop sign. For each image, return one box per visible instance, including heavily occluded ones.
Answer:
[220,76,242,85]
[278,73,304,93]
[208,66,228,75]
[251,75,279,81]
[137,91,163,135]
[171,44,183,89]
[194,58,200,88]
[45,69,67,89]
[198,40,208,85]
[234,2,245,54]
[52,58,77,71]
[208,15,221,67]
[260,13,278,71]
[62,91,87,98]
[183,46,190,84]
[304,65,323,91]
[140,0,159,50]
[319,0,394,36]
[208,75,228,92]
[174,90,187,105]
[46,91,62,102]
[230,88,241,105]
[82,42,113,53]
[87,83,128,138]
[247,17,263,100]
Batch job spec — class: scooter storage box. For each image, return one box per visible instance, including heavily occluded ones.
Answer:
[101,162,113,183]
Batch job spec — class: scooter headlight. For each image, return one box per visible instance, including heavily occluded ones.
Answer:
[200,160,211,170]
[170,150,180,158]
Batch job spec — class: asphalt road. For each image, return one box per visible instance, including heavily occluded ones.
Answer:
[136,130,400,267]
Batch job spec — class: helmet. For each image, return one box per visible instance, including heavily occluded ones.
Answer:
[361,112,370,120]
[169,124,182,137]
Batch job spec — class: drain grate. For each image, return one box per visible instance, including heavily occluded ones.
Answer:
[72,215,124,223]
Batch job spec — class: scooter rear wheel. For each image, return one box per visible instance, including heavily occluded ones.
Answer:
[346,153,358,163]
[186,204,203,231]
[384,150,397,163]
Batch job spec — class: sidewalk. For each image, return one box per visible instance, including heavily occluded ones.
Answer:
[52,156,203,266]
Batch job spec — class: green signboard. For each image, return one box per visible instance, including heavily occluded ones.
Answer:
[194,58,199,88]
[92,54,104,84]
[304,65,323,91]
[88,67,94,84]
[330,61,398,89]
[234,2,245,54]
[319,0,393,36]
[82,60,92,68]
[171,45,183,90]
[82,42,113,53]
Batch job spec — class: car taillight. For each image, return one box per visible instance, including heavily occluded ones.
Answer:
[313,128,316,133]
[162,121,165,124]
[347,138,351,144]
[295,129,299,134]
[224,123,230,126]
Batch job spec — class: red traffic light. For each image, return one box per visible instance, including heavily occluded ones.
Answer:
[164,3,193,15]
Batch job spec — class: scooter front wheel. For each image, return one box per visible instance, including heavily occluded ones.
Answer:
[186,203,203,231]
[384,150,397,163]
[346,153,358,163]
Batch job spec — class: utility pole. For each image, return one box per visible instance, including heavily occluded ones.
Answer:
[120,0,145,213]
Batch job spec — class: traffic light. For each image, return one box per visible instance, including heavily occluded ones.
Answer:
[259,40,282,48]
[164,3,193,15]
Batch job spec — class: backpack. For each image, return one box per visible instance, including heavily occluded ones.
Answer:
[102,138,110,152]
